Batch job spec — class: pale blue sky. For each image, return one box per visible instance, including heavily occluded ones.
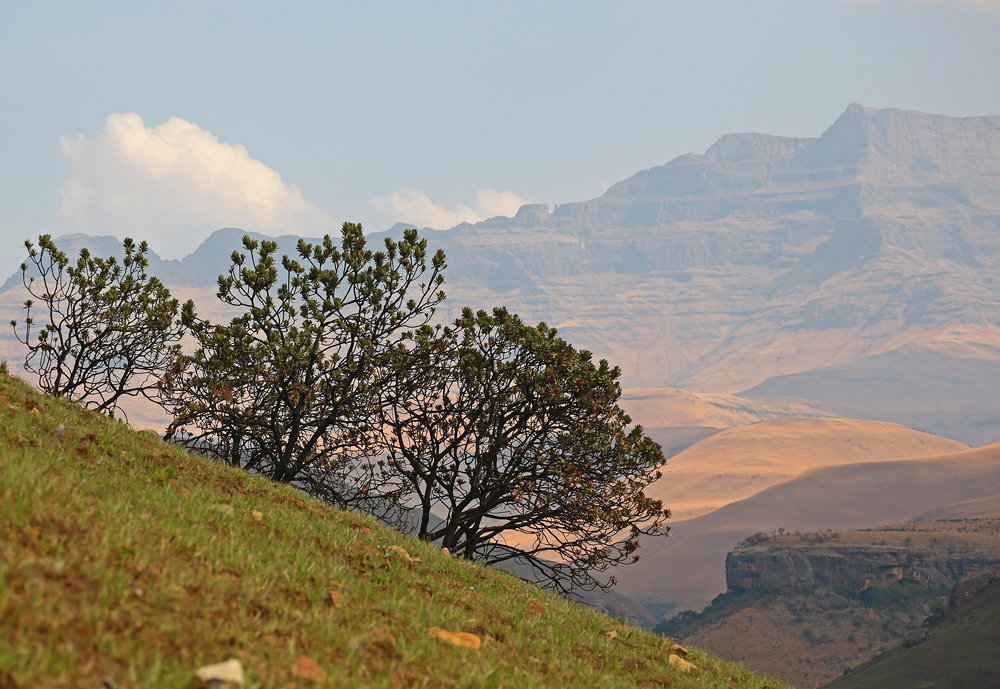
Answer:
[1,1,999,275]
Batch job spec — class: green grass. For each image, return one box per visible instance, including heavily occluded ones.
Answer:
[0,371,791,688]
[822,581,1000,689]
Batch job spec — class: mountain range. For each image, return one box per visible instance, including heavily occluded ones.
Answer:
[7,102,999,446]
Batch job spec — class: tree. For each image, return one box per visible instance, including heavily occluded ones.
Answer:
[11,234,188,419]
[158,223,446,511]
[377,306,670,593]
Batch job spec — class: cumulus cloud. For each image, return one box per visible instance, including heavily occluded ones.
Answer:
[58,113,335,258]
[371,188,528,229]
[841,0,1000,17]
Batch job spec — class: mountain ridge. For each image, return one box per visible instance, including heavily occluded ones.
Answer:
[6,103,1000,445]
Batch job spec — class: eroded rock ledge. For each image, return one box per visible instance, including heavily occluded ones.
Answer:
[726,544,1000,594]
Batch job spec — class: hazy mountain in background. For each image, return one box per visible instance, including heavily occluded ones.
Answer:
[417,103,1000,446]
[6,103,1000,444]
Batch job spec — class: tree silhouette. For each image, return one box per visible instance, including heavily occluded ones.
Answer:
[377,306,670,593]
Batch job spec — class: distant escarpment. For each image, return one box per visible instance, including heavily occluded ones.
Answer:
[725,520,1000,595]
[726,543,999,594]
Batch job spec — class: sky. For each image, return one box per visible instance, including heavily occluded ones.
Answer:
[1,0,999,278]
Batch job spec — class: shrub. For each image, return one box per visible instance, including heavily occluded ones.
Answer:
[11,235,188,419]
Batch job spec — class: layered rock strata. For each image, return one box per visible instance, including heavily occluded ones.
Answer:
[726,544,1000,594]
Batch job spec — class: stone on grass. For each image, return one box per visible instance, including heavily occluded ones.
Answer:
[668,654,696,673]
[194,658,244,689]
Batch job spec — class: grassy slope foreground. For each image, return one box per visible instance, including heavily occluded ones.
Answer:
[0,372,789,689]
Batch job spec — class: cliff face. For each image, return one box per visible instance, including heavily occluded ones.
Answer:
[726,543,1000,594]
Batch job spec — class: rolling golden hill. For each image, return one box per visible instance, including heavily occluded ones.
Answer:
[646,417,967,520]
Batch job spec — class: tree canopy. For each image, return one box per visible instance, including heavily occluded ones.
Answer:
[377,306,670,592]
[158,223,446,512]
[11,235,187,420]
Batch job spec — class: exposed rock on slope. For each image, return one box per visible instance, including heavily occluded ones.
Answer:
[659,521,1000,689]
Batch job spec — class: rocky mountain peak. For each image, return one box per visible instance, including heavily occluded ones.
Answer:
[603,103,1000,202]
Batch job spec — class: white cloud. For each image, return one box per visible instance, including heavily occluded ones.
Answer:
[841,0,1000,17]
[371,188,528,229]
[58,113,335,258]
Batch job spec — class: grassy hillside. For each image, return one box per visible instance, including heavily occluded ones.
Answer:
[0,370,789,689]
[823,580,1000,689]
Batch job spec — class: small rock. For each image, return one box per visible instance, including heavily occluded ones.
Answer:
[251,510,263,522]
[51,424,66,439]
[385,545,420,563]
[827,593,849,607]
[668,654,696,673]
[665,641,688,657]
[329,589,345,608]
[194,658,244,689]
[430,627,481,650]
[29,407,41,416]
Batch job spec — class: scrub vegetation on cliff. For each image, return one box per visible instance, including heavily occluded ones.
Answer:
[824,576,1000,689]
[0,370,790,688]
